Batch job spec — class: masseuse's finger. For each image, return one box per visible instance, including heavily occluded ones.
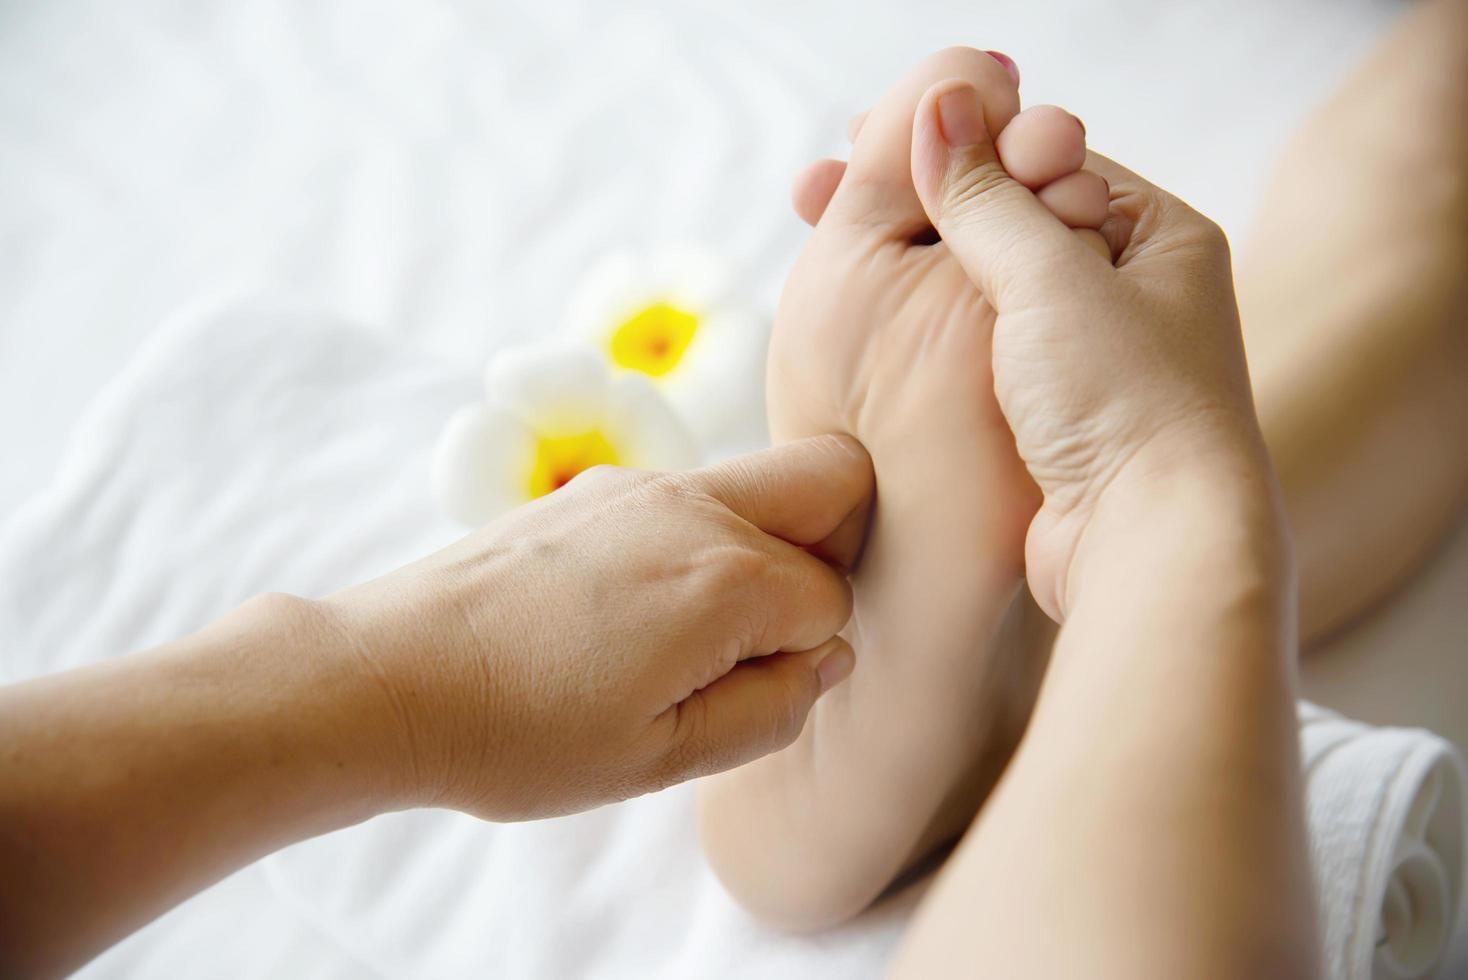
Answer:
[658,636,854,782]
[910,79,1107,311]
[1082,150,1227,275]
[791,158,848,227]
[742,533,855,654]
[688,434,874,569]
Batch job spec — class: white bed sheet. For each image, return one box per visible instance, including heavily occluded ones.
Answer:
[0,0,1401,516]
[6,0,1464,976]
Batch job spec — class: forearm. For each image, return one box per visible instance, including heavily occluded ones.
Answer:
[0,594,401,978]
[893,458,1319,979]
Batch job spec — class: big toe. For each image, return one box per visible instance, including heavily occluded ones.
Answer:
[828,46,1021,240]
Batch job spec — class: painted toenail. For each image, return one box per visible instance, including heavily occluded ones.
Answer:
[937,85,986,148]
[985,50,1020,86]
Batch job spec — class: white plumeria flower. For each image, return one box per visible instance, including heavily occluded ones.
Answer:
[432,344,700,526]
[565,248,768,449]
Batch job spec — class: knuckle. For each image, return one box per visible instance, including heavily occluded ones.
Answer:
[944,160,1014,215]
[710,460,770,515]
[1190,213,1230,256]
[566,463,633,494]
[765,670,817,752]
[1157,196,1231,260]
[645,470,699,503]
[643,473,726,522]
[706,543,770,596]
[664,697,719,784]
[1208,229,1234,268]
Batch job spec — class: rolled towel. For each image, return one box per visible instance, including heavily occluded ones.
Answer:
[1300,702,1467,979]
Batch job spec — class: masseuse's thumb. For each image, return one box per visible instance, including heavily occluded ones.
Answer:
[910,80,1102,312]
[660,636,854,784]
[690,434,874,571]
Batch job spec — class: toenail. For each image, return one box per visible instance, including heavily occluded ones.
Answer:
[985,50,1020,86]
[936,85,986,148]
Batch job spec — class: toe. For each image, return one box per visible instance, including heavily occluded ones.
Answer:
[995,105,1086,190]
[1036,170,1110,229]
[791,159,848,227]
[828,46,1020,240]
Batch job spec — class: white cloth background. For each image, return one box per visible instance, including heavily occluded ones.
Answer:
[4,0,1467,976]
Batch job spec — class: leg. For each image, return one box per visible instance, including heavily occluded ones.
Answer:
[1238,0,1468,644]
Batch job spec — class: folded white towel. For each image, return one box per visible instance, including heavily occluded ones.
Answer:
[1300,702,1467,979]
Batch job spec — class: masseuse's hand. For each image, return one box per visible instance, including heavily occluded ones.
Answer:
[892,74,1316,980]
[320,434,871,820]
[909,82,1279,619]
[0,435,870,977]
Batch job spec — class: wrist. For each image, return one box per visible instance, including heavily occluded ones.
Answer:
[313,565,519,816]
[1063,435,1293,632]
[206,593,415,821]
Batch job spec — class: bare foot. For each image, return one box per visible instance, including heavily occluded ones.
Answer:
[698,47,1105,929]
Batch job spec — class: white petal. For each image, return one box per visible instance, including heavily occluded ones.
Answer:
[564,252,651,346]
[486,344,610,436]
[646,246,731,312]
[430,403,536,526]
[564,248,734,355]
[605,373,701,472]
[659,309,770,452]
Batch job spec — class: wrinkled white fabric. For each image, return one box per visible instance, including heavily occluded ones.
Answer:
[0,0,1402,516]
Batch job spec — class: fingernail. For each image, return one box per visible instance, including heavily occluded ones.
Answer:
[936,85,986,148]
[1072,112,1086,138]
[816,646,855,694]
[985,50,1020,86]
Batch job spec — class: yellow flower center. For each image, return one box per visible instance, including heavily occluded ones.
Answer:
[528,430,620,498]
[608,302,698,378]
